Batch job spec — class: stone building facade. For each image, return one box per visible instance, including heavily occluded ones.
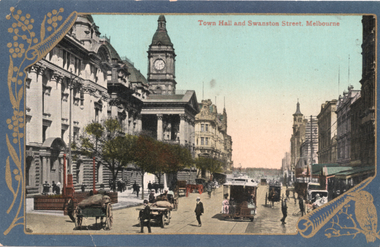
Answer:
[194,99,233,172]
[299,116,319,168]
[317,100,338,164]
[336,86,360,166]
[25,15,149,194]
[349,15,375,173]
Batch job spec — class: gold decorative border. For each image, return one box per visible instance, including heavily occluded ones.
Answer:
[4,7,77,235]
[2,7,377,245]
[297,177,378,243]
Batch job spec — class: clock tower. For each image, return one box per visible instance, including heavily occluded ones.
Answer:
[147,15,176,95]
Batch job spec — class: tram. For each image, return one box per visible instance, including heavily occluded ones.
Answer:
[222,177,258,221]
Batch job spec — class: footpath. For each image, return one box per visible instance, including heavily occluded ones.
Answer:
[26,188,153,217]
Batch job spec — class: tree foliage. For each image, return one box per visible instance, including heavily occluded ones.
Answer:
[195,156,224,179]
[73,119,137,191]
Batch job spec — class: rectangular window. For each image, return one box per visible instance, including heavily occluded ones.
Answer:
[66,52,71,70]
[43,126,48,142]
[95,108,99,122]
[61,129,66,140]
[80,90,84,106]
[201,137,204,145]
[205,124,209,132]
[201,124,204,132]
[63,50,67,68]
[205,137,209,145]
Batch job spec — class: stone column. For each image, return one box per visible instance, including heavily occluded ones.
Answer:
[49,73,62,138]
[157,114,163,141]
[27,65,44,144]
[136,114,142,133]
[179,114,186,145]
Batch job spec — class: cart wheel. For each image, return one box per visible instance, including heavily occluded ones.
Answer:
[105,204,113,230]
[160,214,165,228]
[174,199,179,211]
[164,214,171,225]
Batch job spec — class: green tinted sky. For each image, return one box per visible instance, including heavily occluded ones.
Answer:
[93,14,362,169]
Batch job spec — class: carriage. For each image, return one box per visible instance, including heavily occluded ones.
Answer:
[265,182,282,207]
[74,193,113,230]
[221,178,258,221]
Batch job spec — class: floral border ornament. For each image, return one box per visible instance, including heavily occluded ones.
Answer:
[4,7,77,235]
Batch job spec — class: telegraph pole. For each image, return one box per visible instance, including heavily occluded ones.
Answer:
[310,115,313,182]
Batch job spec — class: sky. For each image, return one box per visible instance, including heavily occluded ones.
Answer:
[92,14,363,169]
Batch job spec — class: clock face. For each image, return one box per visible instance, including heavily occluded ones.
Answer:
[154,59,165,71]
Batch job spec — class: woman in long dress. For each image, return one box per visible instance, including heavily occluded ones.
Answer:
[222,194,229,214]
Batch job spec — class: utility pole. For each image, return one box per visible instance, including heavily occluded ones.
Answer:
[310,115,313,182]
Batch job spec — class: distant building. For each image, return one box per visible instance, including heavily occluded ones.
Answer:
[194,99,233,175]
[299,116,319,169]
[336,86,360,166]
[317,100,338,164]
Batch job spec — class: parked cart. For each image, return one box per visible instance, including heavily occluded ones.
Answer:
[74,193,112,230]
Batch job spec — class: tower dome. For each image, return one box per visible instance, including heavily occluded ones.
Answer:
[151,15,173,46]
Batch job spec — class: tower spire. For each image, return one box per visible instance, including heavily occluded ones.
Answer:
[294,99,302,115]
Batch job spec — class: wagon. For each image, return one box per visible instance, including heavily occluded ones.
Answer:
[222,178,258,221]
[74,194,113,230]
[149,207,171,227]
[265,182,282,208]
[137,205,171,228]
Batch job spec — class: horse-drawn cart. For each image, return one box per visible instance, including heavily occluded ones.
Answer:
[265,182,282,208]
[75,193,113,230]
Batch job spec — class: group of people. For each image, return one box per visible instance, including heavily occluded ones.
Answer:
[42,181,61,195]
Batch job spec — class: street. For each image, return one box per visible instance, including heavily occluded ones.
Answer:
[26,185,301,234]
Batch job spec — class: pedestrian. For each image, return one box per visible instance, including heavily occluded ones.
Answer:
[52,181,56,194]
[81,183,86,193]
[66,197,75,223]
[222,194,229,214]
[194,197,204,227]
[229,197,236,216]
[139,200,151,233]
[280,199,287,224]
[149,189,156,203]
[299,196,305,216]
[148,181,152,191]
[286,188,290,199]
[133,181,137,194]
[43,181,50,195]
[56,182,61,195]
[136,183,140,198]
[207,183,212,198]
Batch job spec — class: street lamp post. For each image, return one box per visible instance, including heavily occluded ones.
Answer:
[65,69,79,197]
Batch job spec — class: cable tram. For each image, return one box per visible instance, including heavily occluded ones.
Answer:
[222,178,258,221]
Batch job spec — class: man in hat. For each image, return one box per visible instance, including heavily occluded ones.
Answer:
[194,197,204,227]
[139,200,151,233]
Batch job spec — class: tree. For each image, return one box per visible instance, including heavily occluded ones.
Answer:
[195,156,223,180]
[73,119,136,192]
[133,134,158,199]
